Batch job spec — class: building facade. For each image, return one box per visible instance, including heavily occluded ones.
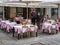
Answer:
[0,0,58,19]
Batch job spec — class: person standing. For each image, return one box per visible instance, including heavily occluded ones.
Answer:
[31,9,38,25]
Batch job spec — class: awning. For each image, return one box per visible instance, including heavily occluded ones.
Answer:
[0,1,3,6]
[41,0,60,4]
[22,0,42,1]
[0,0,58,8]
[3,1,58,8]
[41,0,58,2]
[28,2,58,8]
[4,3,27,7]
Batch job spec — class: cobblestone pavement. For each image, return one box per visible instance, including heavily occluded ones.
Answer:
[0,30,60,45]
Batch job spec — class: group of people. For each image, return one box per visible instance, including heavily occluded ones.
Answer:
[30,9,41,25]
[30,9,52,24]
[14,9,59,30]
[14,15,24,24]
[30,9,51,29]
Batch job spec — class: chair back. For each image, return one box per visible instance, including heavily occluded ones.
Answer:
[22,26,28,33]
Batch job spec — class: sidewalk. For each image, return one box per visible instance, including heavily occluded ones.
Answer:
[0,29,60,45]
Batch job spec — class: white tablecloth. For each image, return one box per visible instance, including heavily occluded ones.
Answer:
[48,20,56,24]
[14,25,23,32]
[7,22,17,28]
[14,24,38,33]
[43,22,52,28]
[1,20,17,30]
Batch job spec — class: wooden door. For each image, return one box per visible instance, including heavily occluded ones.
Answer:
[10,7,16,18]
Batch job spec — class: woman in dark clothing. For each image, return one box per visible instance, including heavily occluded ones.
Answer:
[37,13,41,29]
[31,9,38,25]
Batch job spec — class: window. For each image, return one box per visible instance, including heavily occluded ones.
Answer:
[16,7,23,16]
[51,8,58,18]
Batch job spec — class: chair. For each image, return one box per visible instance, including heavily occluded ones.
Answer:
[30,26,38,37]
[22,26,29,38]
[6,24,11,32]
[17,28,23,39]
[51,24,59,34]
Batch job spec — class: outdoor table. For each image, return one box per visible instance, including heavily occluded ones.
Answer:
[1,20,17,32]
[1,20,10,29]
[56,22,60,31]
[6,22,17,32]
[47,19,56,24]
[8,22,17,28]
[13,24,38,39]
[42,22,52,33]
[42,21,59,33]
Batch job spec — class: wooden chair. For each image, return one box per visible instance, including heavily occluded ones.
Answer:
[30,26,38,37]
[22,26,29,38]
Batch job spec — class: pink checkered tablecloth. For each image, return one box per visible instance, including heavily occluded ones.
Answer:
[0,20,17,32]
[14,24,38,34]
[42,22,59,33]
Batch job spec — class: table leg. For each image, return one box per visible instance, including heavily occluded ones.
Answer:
[59,27,60,31]
[36,32,38,37]
[30,32,31,37]
[13,27,15,37]
[18,34,20,40]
